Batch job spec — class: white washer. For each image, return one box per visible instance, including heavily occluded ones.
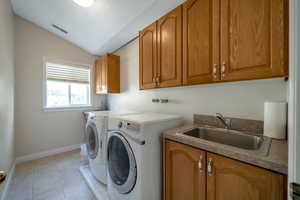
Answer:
[85,111,137,184]
[107,113,183,200]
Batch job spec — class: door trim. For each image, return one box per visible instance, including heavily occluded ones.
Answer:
[288,0,298,199]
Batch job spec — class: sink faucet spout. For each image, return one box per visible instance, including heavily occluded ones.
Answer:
[215,113,231,129]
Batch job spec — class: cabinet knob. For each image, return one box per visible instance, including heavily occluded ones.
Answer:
[212,64,218,79]
[198,154,204,172]
[221,62,226,78]
[156,75,161,85]
[207,158,213,176]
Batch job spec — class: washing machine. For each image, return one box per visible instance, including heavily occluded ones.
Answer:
[85,111,137,184]
[107,113,183,200]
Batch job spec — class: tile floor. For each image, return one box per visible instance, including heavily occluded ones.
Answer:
[6,150,96,200]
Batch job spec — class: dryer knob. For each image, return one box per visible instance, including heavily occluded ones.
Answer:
[118,122,123,128]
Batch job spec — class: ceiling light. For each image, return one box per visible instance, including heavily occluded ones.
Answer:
[73,0,94,7]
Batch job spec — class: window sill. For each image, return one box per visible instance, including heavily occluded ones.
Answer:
[43,105,93,112]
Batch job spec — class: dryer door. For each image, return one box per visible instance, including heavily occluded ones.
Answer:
[107,131,137,194]
[86,120,99,159]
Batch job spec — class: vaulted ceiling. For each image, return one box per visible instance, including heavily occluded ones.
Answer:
[11,0,184,55]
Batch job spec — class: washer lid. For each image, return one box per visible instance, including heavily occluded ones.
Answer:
[90,110,138,118]
[107,131,137,194]
[114,113,182,125]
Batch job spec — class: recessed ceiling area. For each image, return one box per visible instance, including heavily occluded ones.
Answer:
[11,0,185,55]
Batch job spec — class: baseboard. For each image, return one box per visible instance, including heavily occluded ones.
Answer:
[0,161,16,200]
[15,144,81,164]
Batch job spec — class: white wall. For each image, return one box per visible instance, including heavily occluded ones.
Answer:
[15,16,106,157]
[0,0,15,195]
[108,39,287,123]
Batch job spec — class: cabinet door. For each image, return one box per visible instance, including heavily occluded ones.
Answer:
[139,22,157,90]
[95,58,105,94]
[165,140,206,200]
[220,0,288,81]
[107,54,120,93]
[183,0,220,85]
[95,56,108,94]
[101,56,108,93]
[207,152,286,200]
[157,6,182,88]
[95,59,101,94]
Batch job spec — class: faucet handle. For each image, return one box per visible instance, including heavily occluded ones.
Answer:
[215,113,224,118]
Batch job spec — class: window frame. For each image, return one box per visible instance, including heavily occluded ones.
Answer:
[43,58,93,112]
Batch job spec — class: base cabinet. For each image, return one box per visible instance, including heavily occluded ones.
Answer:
[165,140,206,200]
[164,140,286,200]
[206,152,286,200]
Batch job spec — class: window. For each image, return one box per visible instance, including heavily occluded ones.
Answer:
[44,62,91,109]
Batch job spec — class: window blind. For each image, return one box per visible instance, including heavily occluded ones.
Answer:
[46,63,90,84]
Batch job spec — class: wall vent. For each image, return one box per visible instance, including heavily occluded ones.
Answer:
[52,24,68,34]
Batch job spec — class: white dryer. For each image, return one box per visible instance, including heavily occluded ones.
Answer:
[85,111,137,184]
[107,113,183,200]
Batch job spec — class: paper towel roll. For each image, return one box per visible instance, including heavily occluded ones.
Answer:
[264,102,287,139]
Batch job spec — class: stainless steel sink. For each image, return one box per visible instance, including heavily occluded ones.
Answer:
[182,127,271,156]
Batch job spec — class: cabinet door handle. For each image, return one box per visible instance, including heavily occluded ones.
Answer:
[198,154,203,172]
[212,64,218,79]
[156,75,161,85]
[221,62,226,78]
[156,75,160,82]
[207,158,213,176]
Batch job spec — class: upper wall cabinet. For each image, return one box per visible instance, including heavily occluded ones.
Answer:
[139,0,288,90]
[183,0,220,85]
[219,0,288,81]
[157,6,182,88]
[95,54,120,94]
[139,22,157,90]
[139,6,183,90]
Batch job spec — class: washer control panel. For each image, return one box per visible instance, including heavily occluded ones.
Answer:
[126,122,140,132]
[119,120,140,132]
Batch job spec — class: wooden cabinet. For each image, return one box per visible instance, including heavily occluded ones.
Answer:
[139,0,288,89]
[164,140,286,200]
[139,22,157,90]
[219,0,288,81]
[206,152,286,200]
[157,6,182,88]
[95,54,120,94]
[139,6,182,90]
[165,140,206,200]
[182,0,220,85]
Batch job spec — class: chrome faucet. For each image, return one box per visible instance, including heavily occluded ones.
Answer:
[215,113,231,129]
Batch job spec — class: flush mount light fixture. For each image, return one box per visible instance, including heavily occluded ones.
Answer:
[73,0,94,7]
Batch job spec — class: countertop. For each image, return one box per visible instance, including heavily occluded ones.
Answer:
[163,124,288,175]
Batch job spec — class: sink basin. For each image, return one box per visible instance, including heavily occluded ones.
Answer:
[182,127,271,156]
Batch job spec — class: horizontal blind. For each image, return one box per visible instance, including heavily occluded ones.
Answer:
[46,63,90,84]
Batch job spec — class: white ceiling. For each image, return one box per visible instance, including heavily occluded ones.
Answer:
[11,0,185,55]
